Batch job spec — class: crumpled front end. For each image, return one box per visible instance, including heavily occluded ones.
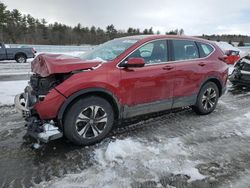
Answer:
[14,54,103,144]
[229,55,250,86]
[14,79,66,143]
[32,53,101,77]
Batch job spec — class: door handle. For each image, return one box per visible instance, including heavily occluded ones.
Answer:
[163,66,174,70]
[198,62,206,67]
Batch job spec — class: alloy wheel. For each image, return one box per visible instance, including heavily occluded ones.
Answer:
[75,105,107,138]
[201,87,217,110]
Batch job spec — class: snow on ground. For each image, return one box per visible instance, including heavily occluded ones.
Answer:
[0,80,28,106]
[0,85,250,187]
[223,171,250,188]
[37,137,205,188]
[36,108,250,188]
[33,89,250,188]
[0,61,31,76]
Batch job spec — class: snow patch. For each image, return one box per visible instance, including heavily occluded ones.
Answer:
[0,80,28,106]
[37,137,205,187]
[94,138,144,166]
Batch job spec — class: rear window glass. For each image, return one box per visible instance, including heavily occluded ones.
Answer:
[198,43,214,57]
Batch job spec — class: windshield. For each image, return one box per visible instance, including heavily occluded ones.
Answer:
[80,38,138,62]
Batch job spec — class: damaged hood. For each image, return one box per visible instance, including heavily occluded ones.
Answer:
[31,53,102,77]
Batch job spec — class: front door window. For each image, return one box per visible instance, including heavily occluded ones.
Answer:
[128,40,168,64]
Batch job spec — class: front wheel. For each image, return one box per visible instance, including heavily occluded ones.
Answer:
[64,96,114,146]
[192,82,219,115]
[15,54,27,63]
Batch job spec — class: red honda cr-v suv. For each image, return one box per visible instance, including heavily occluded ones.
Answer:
[15,35,228,145]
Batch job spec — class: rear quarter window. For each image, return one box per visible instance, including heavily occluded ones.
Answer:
[198,42,214,58]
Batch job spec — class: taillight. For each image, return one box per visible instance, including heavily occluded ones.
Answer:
[218,55,228,63]
[32,48,36,54]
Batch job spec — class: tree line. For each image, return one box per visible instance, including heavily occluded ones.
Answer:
[201,34,250,46]
[0,2,186,45]
[2,1,248,46]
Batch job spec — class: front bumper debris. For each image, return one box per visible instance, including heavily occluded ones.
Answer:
[15,91,63,143]
[26,118,63,143]
[14,93,30,118]
[14,85,38,118]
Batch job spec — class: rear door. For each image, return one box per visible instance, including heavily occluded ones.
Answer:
[119,39,175,117]
[170,39,206,108]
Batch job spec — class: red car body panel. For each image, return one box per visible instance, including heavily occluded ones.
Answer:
[55,63,121,98]
[32,53,101,77]
[31,35,228,121]
[173,60,204,98]
[34,89,66,119]
[120,63,175,106]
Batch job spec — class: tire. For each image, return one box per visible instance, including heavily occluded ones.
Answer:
[64,96,114,146]
[192,82,219,115]
[15,54,27,63]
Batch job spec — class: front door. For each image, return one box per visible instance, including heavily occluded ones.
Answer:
[119,40,175,117]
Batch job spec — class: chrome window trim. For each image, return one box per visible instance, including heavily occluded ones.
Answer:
[116,38,216,69]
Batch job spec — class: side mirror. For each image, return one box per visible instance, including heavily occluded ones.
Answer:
[124,57,145,68]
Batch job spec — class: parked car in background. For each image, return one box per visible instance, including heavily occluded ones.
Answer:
[229,55,250,87]
[225,50,241,65]
[0,42,36,63]
[215,41,243,65]
[15,35,228,146]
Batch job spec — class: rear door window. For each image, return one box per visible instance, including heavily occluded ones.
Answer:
[172,40,199,61]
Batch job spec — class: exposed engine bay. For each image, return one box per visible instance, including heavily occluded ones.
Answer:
[30,73,71,96]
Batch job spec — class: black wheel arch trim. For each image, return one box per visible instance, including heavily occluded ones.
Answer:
[57,87,121,126]
[199,76,224,97]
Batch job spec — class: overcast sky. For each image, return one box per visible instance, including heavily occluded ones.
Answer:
[2,0,250,35]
